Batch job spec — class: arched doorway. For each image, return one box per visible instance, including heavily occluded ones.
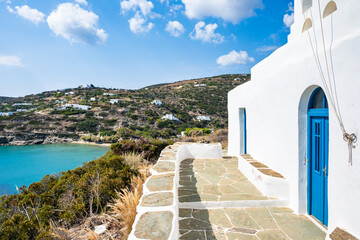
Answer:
[307,87,329,226]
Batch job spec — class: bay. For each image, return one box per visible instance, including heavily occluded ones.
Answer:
[0,143,109,195]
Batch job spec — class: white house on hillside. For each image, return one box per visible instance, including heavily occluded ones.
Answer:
[110,99,120,104]
[13,103,32,106]
[152,100,162,106]
[196,116,211,121]
[0,112,13,116]
[228,0,360,238]
[61,104,91,111]
[161,114,178,121]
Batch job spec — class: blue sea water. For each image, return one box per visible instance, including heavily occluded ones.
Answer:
[0,144,109,195]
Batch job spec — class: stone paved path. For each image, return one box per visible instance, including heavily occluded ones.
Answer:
[179,158,268,203]
[178,157,326,240]
[179,207,326,240]
[132,144,326,240]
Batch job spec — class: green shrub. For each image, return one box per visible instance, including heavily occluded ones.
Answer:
[185,128,212,137]
[117,128,137,139]
[100,130,116,137]
[76,119,99,133]
[85,112,94,118]
[51,109,86,115]
[5,124,15,129]
[99,112,109,118]
[65,125,77,132]
[28,120,44,125]
[130,114,138,120]
[111,138,173,162]
[57,133,79,139]
[104,119,117,127]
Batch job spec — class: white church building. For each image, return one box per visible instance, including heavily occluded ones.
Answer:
[228,0,360,238]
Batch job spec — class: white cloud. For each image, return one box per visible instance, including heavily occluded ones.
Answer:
[170,4,183,14]
[8,5,45,24]
[288,2,294,11]
[6,5,14,13]
[121,0,154,16]
[283,2,294,27]
[283,12,294,27]
[182,0,263,24]
[129,12,154,33]
[47,3,108,44]
[166,21,185,37]
[217,50,254,66]
[0,55,23,67]
[269,33,279,42]
[256,45,279,52]
[75,0,88,6]
[159,0,169,5]
[190,21,224,44]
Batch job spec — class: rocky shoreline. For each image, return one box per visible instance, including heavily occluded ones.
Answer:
[0,135,73,146]
[0,134,112,147]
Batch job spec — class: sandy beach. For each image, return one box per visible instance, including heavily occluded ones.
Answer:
[71,141,112,147]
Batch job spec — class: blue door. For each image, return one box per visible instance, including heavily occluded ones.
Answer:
[308,88,329,226]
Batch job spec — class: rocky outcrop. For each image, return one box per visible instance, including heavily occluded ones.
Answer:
[0,134,72,146]
[0,137,8,144]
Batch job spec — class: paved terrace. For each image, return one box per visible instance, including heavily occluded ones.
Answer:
[129,143,326,240]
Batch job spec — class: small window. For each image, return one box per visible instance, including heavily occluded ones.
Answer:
[302,0,312,13]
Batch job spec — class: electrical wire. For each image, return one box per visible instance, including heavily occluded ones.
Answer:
[302,0,356,164]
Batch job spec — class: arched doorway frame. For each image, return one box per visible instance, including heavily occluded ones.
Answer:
[307,87,329,226]
[298,85,329,225]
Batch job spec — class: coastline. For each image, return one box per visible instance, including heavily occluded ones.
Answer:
[0,137,112,147]
[71,141,112,147]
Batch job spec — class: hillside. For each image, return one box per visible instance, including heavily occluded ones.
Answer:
[0,74,250,145]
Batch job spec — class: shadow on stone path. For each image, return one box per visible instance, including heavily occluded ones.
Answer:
[178,158,326,240]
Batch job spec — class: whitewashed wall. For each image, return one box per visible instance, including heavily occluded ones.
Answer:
[228,0,360,237]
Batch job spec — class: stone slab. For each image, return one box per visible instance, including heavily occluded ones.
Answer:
[153,161,175,173]
[330,227,359,240]
[256,229,288,240]
[141,192,173,207]
[134,211,173,240]
[147,174,174,192]
[272,213,326,240]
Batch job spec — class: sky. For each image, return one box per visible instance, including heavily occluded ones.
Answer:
[0,0,294,97]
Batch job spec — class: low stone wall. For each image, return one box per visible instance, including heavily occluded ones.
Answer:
[128,142,222,240]
[237,154,290,201]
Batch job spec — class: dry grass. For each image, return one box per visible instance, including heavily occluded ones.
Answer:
[108,163,152,239]
[123,152,147,170]
[180,129,228,149]
[50,217,109,240]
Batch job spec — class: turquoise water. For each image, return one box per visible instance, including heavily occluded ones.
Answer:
[0,144,109,195]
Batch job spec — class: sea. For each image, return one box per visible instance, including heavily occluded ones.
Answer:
[0,143,109,195]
